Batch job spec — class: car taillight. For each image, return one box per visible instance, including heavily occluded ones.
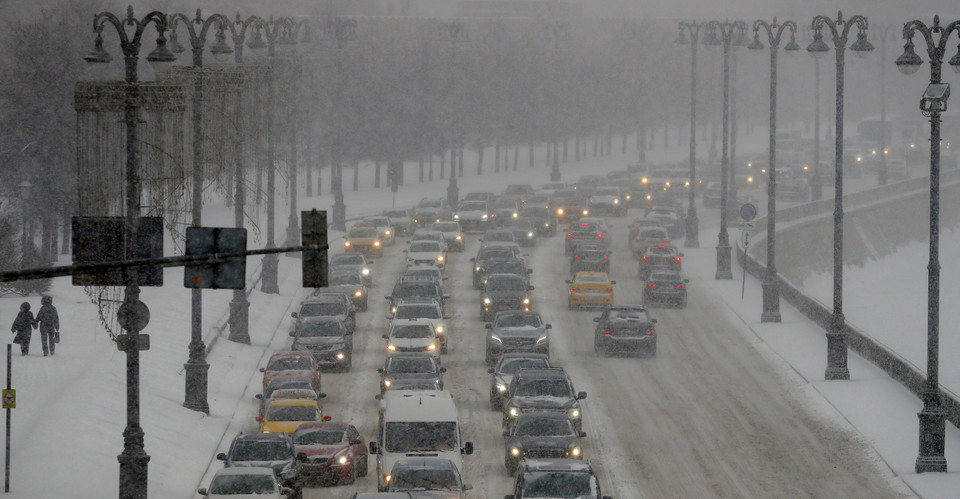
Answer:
[573,254,579,258]
[675,257,682,262]
[646,330,654,336]
[607,287,613,291]
[603,255,608,259]
[641,255,647,261]
[567,232,573,238]
[647,283,657,287]
[603,330,611,335]
[636,237,645,242]
[664,238,671,243]
[676,284,685,288]
[571,286,578,290]
[597,233,603,238]
[630,229,638,233]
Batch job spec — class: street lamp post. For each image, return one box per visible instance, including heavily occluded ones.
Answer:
[167,9,235,416]
[84,7,177,497]
[326,17,358,232]
[545,21,571,182]
[17,180,31,268]
[676,21,706,249]
[283,20,310,252]
[876,25,898,187]
[895,14,960,473]
[260,17,288,294]
[808,10,873,381]
[703,20,748,280]
[748,18,800,323]
[439,22,467,208]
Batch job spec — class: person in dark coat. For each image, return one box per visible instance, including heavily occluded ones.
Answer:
[36,295,59,356]
[10,302,37,356]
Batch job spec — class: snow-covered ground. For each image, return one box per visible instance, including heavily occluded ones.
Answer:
[3,126,960,498]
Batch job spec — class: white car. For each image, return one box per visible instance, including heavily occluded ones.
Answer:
[362,216,395,245]
[453,201,491,232]
[404,241,446,270]
[383,319,441,357]
[389,299,450,353]
[198,467,292,498]
[430,221,465,252]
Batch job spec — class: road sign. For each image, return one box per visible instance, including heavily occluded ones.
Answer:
[740,203,758,221]
[738,221,756,230]
[2,389,14,409]
[740,230,751,247]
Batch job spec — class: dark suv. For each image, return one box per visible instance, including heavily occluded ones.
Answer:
[385,277,449,316]
[569,242,611,274]
[480,274,535,321]
[484,311,551,365]
[593,305,658,357]
[289,317,353,371]
[505,458,612,499]
[471,245,524,288]
[503,412,586,474]
[502,368,586,432]
[217,433,304,497]
[292,293,356,333]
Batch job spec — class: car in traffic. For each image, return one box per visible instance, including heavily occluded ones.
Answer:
[258,397,329,434]
[260,351,321,393]
[383,319,441,357]
[326,271,368,311]
[412,198,452,226]
[566,272,615,309]
[329,252,374,287]
[630,226,671,257]
[637,244,682,280]
[453,200,491,232]
[344,225,384,256]
[564,219,608,254]
[644,269,688,308]
[292,292,356,333]
[292,421,367,486]
[502,367,587,432]
[484,310,551,365]
[408,229,449,253]
[403,240,446,270]
[289,317,353,371]
[388,299,450,353]
[645,207,684,238]
[588,186,627,216]
[593,304,658,357]
[257,376,320,419]
[361,216,396,245]
[503,412,586,474]
[488,352,552,410]
[377,352,446,394]
[382,209,412,236]
[430,221,465,252]
[480,273,535,321]
[519,205,559,236]
[552,189,590,223]
[198,466,293,499]
[490,197,521,224]
[385,457,472,495]
[471,245,525,288]
[479,258,532,289]
[385,277,449,316]
[569,242,611,274]
[402,264,446,286]
[480,228,518,248]
[505,459,611,499]
[216,433,303,496]
[500,217,539,247]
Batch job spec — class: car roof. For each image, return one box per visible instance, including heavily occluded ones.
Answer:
[294,421,349,432]
[211,466,280,477]
[232,432,292,443]
[498,352,550,362]
[391,457,460,471]
[268,350,315,360]
[514,367,569,380]
[266,398,320,408]
[303,293,349,303]
[518,458,596,473]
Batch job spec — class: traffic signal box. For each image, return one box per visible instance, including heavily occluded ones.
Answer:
[184,227,247,289]
[302,209,328,288]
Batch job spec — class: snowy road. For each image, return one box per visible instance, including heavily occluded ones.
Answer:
[290,209,906,498]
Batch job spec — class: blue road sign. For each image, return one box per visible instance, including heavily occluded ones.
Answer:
[740,203,758,221]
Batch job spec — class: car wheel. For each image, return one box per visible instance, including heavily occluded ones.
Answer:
[505,457,518,475]
[647,342,657,358]
[594,337,601,354]
[491,392,502,410]
[342,461,358,485]
[360,301,368,312]
[441,343,448,354]
[485,352,496,366]
[358,456,368,477]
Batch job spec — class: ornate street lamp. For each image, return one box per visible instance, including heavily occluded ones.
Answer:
[748,17,800,323]
[282,19,311,253]
[325,17,358,232]
[808,11,873,381]
[83,7,176,497]
[895,14,960,473]
[702,20,748,280]
[439,21,468,208]
[545,21,571,182]
[676,21,707,249]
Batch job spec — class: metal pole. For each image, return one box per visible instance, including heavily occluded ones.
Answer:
[5,344,11,493]
[812,56,822,200]
[681,22,701,248]
[715,22,735,280]
[729,41,739,208]
[261,56,280,293]
[878,28,889,186]
[229,62,250,344]
[285,66,301,252]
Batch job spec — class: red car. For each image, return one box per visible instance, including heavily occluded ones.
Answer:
[260,351,321,393]
[292,422,368,485]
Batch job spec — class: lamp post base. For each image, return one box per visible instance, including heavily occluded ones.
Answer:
[760,268,781,323]
[715,241,732,280]
[261,253,279,294]
[916,393,948,473]
[447,182,459,209]
[685,209,699,248]
[332,199,346,232]
[118,435,150,499]
[228,290,251,344]
[550,166,561,182]
[183,354,210,414]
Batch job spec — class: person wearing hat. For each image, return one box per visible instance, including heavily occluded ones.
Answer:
[10,302,37,356]
[36,295,60,356]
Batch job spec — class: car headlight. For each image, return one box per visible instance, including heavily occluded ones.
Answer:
[483,297,492,305]
[475,266,481,272]
[522,297,530,305]
[557,208,564,215]
[435,325,444,334]
[335,352,345,360]
[385,230,391,235]
[456,235,462,240]
[454,214,460,220]
[496,382,507,392]
[536,334,549,344]
[361,268,370,276]
[527,232,534,238]
[337,455,350,465]
[344,241,351,247]
[569,408,581,418]
[489,334,502,343]
[613,199,619,204]
[544,223,550,228]
[508,407,519,417]
[427,343,437,351]
[391,306,397,314]
[510,447,521,456]
[387,344,396,351]
[374,241,381,247]
[625,194,631,200]
[582,209,589,216]
[437,255,444,262]
[406,257,413,263]
[384,474,392,483]
[354,290,363,297]
[569,446,582,457]
[481,213,488,219]
[383,379,392,387]
[512,212,518,218]
[261,427,272,433]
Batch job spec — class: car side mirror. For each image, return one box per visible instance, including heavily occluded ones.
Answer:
[651,318,658,324]
[679,252,685,257]
[610,280,617,285]
[443,294,451,300]
[291,312,298,319]
[580,431,587,437]
[385,314,394,320]
[440,367,447,373]
[382,334,389,339]
[288,331,296,337]
[593,317,600,322]
[485,323,492,329]
[255,393,263,400]
[608,250,613,254]
[369,441,379,454]
[443,315,451,320]
[545,324,552,329]
[488,367,495,374]
[216,452,227,461]
[527,269,533,274]
[564,280,571,284]
[376,368,384,373]
[502,428,510,436]
[297,452,307,461]
[506,495,517,499]
[469,257,476,262]
[256,416,263,422]
[375,394,383,400]
[384,296,392,300]
[464,484,473,492]
[684,279,690,283]
[443,276,449,280]
[318,393,327,399]
[463,442,474,455]
[323,415,332,421]
[577,391,587,400]
[259,367,265,373]
[528,285,535,291]
[198,488,208,496]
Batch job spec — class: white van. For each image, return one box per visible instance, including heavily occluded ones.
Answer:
[368,391,474,491]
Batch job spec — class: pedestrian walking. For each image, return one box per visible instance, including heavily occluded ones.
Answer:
[10,302,37,356]
[36,295,60,356]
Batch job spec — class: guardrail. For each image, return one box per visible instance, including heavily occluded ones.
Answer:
[740,169,960,428]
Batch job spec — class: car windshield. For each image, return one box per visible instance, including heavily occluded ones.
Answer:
[385,210,408,218]
[459,202,487,211]
[487,261,524,274]
[208,474,278,494]
[231,440,291,461]
[404,269,441,280]
[514,379,573,398]
[639,229,666,238]
[391,469,461,491]
[409,242,441,253]
[487,277,526,292]
[521,472,596,498]
[265,378,314,396]
[397,284,439,298]
[595,188,619,196]
[265,404,321,422]
[297,322,345,337]
[349,227,378,238]
[267,356,314,371]
[575,275,608,284]
[480,249,518,260]
[431,222,459,232]
[364,218,389,227]
[648,247,676,256]
[496,314,541,328]
[419,200,442,208]
[387,357,438,373]
[329,274,362,286]
[650,272,680,281]
[523,207,550,217]
[293,428,345,446]
[330,254,364,265]
[383,422,457,452]
[299,302,346,317]
[500,358,550,374]
[392,325,434,338]
[390,379,441,390]
[395,305,441,319]
[515,418,576,437]
[484,232,515,242]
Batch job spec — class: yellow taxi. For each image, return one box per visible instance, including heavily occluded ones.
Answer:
[344,225,383,256]
[258,398,329,434]
[566,271,616,309]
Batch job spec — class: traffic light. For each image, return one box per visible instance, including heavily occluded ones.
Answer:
[183,227,247,289]
[302,209,328,288]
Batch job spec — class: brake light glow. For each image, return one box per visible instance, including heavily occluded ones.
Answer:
[607,287,613,291]
[630,229,638,233]
[571,286,578,290]
[596,233,603,238]
[647,283,657,287]
[603,255,608,259]
[676,284,685,288]
[603,330,611,335]
[641,255,647,261]
[567,232,573,238]
[675,257,682,262]
[646,330,654,336]
[573,254,579,258]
